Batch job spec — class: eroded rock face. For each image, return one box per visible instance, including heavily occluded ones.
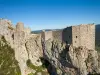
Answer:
[69,46,99,75]
[25,34,43,66]
[44,39,100,75]
[0,19,43,75]
[44,39,77,75]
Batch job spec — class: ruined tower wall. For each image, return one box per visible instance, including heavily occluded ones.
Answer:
[81,24,95,50]
[52,30,62,41]
[41,24,95,50]
[62,27,72,44]
[72,26,81,47]
[45,31,53,41]
[41,31,53,41]
[72,24,95,50]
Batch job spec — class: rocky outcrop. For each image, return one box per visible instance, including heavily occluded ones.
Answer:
[0,19,44,75]
[44,39,77,75]
[25,34,43,66]
[69,46,99,75]
[43,39,100,75]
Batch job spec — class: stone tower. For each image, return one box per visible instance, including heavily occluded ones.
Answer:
[63,24,95,50]
[41,30,53,41]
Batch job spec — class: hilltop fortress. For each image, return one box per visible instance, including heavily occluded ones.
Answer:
[0,19,99,75]
[42,24,95,50]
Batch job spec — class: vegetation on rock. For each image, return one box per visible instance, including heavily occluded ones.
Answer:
[0,36,21,75]
[26,59,49,75]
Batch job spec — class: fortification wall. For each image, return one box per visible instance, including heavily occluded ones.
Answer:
[72,25,81,47]
[41,24,95,50]
[52,30,62,41]
[41,31,53,41]
[72,24,95,50]
[45,31,53,40]
[62,27,72,44]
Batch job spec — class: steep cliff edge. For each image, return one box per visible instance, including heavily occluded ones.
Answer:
[0,19,48,75]
[43,39,100,75]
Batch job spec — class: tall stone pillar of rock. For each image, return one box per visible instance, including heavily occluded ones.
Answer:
[14,22,29,75]
[16,22,24,31]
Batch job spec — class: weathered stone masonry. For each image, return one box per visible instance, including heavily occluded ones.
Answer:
[68,24,95,50]
[42,24,95,50]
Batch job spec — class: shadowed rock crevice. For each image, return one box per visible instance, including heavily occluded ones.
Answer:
[40,57,57,75]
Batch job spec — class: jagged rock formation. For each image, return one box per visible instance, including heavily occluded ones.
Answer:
[0,19,100,75]
[43,39,100,75]
[0,19,44,75]
[69,46,99,75]
[25,34,43,66]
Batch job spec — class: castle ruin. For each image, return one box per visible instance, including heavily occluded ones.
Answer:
[42,24,95,50]
[0,19,97,75]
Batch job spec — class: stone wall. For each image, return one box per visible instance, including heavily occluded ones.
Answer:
[41,31,53,41]
[72,24,95,50]
[72,25,81,47]
[62,26,72,44]
[62,24,95,50]
[52,30,62,41]
[41,24,95,50]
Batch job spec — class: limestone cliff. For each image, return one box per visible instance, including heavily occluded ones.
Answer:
[44,39,100,75]
[0,19,45,75]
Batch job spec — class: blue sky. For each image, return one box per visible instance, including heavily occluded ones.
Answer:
[0,0,100,30]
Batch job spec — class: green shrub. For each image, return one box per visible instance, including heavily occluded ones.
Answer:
[0,36,21,75]
[26,59,43,72]
[26,59,49,75]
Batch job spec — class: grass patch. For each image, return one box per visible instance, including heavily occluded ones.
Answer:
[0,36,21,75]
[26,59,43,72]
[26,59,49,75]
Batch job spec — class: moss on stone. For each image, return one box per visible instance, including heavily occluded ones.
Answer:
[0,36,21,75]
